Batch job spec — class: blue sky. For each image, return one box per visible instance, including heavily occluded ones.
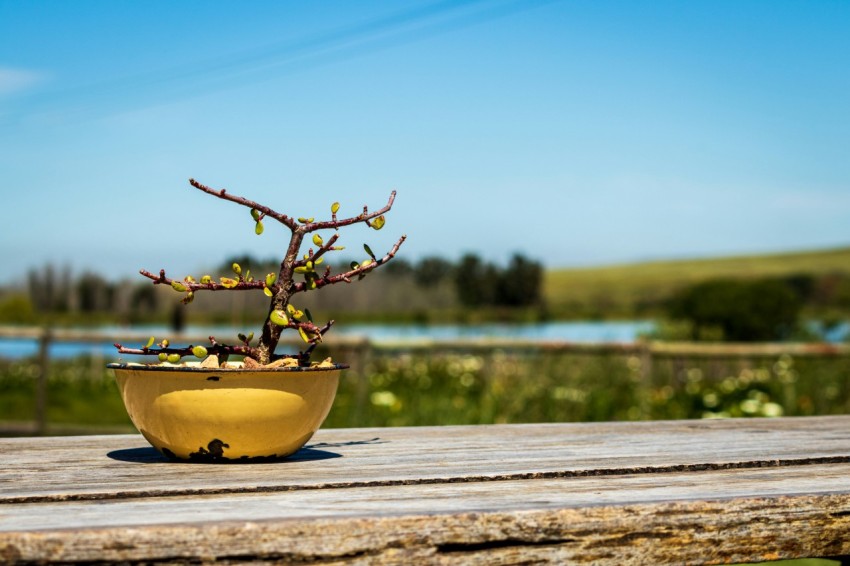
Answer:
[1,0,848,284]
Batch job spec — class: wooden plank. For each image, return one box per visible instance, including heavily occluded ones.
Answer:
[5,463,850,531]
[3,416,850,502]
[3,465,850,563]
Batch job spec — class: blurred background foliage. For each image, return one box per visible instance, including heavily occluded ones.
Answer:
[1,246,849,334]
[3,346,849,434]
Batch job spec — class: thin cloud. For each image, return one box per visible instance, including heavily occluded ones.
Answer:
[0,66,47,96]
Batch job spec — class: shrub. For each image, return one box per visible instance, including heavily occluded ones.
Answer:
[668,278,802,341]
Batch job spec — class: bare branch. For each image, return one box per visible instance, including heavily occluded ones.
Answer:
[306,191,397,231]
[300,320,336,362]
[189,178,298,230]
[292,234,407,294]
[274,318,325,339]
[294,233,341,267]
[140,269,265,293]
[113,339,259,361]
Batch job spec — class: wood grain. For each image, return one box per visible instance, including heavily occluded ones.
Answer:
[3,416,850,564]
[4,416,850,502]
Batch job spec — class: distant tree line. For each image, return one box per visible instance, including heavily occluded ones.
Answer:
[0,252,545,325]
[25,265,160,317]
[453,253,543,308]
[0,265,166,325]
[220,252,545,309]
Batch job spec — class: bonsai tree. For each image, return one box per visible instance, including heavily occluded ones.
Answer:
[115,178,405,367]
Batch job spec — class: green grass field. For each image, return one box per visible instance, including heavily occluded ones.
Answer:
[544,245,850,318]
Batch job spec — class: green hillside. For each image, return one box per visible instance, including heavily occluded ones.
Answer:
[544,246,850,319]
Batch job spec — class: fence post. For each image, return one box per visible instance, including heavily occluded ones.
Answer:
[639,341,654,419]
[36,326,51,435]
[350,338,373,427]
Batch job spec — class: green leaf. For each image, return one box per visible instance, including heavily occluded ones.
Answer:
[247,332,254,342]
[305,308,313,322]
[158,352,168,362]
[263,286,273,297]
[371,215,386,230]
[237,333,247,343]
[251,208,261,221]
[312,233,324,247]
[350,261,359,270]
[298,217,314,223]
[192,345,208,358]
[200,275,212,284]
[220,277,238,288]
[145,336,155,349]
[170,281,187,293]
[364,243,376,260]
[265,273,277,286]
[167,353,182,364]
[231,263,242,275]
[255,221,264,235]
[331,202,340,214]
[298,327,310,343]
[270,310,289,326]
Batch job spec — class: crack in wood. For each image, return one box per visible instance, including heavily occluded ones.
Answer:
[436,537,578,553]
[5,455,850,506]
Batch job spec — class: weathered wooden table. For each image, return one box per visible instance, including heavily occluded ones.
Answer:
[3,416,850,564]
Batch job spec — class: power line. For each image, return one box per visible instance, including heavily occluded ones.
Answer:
[10,0,560,123]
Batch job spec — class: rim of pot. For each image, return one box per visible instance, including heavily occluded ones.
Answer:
[107,362,350,372]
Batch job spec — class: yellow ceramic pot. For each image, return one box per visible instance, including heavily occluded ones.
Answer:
[109,362,342,462]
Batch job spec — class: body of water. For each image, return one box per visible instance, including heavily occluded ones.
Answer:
[1,320,847,360]
[2,321,655,360]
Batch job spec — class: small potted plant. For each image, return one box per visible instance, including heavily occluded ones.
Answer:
[110,178,405,462]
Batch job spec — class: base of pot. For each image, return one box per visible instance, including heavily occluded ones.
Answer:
[109,363,342,462]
